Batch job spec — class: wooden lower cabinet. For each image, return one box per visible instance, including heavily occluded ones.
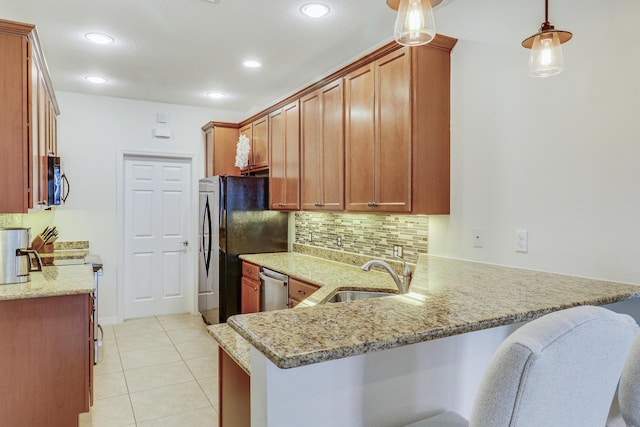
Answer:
[0,293,92,426]
[241,261,261,314]
[241,276,261,314]
[219,348,250,427]
[289,277,320,308]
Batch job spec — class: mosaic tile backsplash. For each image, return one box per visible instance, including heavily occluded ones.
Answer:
[293,212,428,264]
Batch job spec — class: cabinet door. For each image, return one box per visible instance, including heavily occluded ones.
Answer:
[252,115,269,170]
[345,64,376,211]
[288,277,320,304]
[320,80,344,210]
[375,47,412,212]
[301,80,344,211]
[204,128,214,176]
[269,109,285,208]
[269,101,300,210]
[241,277,260,314]
[239,123,252,173]
[0,32,29,213]
[345,49,412,213]
[300,91,322,210]
[283,101,300,210]
[213,125,241,176]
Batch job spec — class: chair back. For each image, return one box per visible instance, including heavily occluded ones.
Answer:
[619,332,640,427]
[469,306,639,427]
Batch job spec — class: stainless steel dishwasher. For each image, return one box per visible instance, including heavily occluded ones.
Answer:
[259,268,289,311]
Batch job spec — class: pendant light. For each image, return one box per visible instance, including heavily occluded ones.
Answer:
[522,0,572,78]
[387,0,442,46]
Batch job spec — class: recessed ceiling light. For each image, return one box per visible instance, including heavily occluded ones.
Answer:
[243,60,262,68]
[207,92,225,99]
[85,33,114,45]
[85,76,108,84]
[300,3,330,18]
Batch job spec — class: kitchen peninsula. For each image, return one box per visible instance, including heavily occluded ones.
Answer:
[209,253,640,427]
[0,264,95,426]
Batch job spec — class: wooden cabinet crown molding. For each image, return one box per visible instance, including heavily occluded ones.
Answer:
[234,35,457,128]
[201,121,240,132]
[0,19,60,116]
[28,27,59,115]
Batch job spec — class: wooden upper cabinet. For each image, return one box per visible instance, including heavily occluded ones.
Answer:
[201,35,455,214]
[345,48,411,212]
[239,122,252,172]
[252,115,269,171]
[269,101,300,210]
[0,19,59,213]
[203,122,240,177]
[301,79,344,211]
[239,115,269,173]
[345,41,453,214]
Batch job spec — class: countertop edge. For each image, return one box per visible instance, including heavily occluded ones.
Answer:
[0,265,95,301]
[208,324,251,375]
[228,291,640,370]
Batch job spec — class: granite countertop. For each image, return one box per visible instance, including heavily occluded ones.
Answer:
[0,264,95,301]
[208,323,251,375]
[209,253,400,373]
[240,252,400,307]
[225,254,640,370]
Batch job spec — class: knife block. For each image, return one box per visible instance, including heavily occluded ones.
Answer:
[39,243,54,266]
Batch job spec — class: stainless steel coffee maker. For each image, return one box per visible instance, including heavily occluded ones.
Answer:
[0,228,43,285]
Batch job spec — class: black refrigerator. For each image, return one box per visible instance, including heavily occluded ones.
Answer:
[198,176,288,324]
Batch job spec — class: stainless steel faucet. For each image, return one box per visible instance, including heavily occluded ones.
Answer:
[360,256,412,294]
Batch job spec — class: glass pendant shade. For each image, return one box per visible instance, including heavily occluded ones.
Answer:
[394,0,436,46]
[527,32,564,77]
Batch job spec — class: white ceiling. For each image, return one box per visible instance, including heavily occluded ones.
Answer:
[0,0,412,115]
[1,0,591,117]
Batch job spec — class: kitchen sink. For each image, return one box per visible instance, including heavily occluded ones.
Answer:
[325,290,397,303]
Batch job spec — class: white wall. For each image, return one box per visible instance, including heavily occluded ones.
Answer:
[429,0,640,285]
[50,92,243,323]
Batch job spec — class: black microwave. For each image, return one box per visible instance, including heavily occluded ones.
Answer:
[47,156,66,205]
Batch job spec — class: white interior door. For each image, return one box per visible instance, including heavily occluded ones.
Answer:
[124,155,192,319]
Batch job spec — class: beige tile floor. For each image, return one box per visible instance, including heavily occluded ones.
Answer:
[79,313,219,427]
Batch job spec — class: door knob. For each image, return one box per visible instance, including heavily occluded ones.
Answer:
[182,241,189,247]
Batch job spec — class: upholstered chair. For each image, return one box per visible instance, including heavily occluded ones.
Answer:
[404,306,639,427]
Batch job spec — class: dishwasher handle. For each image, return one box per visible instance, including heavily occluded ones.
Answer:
[259,271,287,286]
[259,268,289,283]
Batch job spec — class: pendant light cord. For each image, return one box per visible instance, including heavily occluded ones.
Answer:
[545,0,549,24]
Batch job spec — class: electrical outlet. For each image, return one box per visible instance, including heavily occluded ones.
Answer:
[337,236,343,247]
[393,245,403,257]
[473,228,484,248]
[308,232,313,242]
[515,230,528,253]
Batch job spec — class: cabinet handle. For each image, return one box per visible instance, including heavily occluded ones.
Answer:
[297,290,306,296]
[253,287,258,292]
[367,201,374,207]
